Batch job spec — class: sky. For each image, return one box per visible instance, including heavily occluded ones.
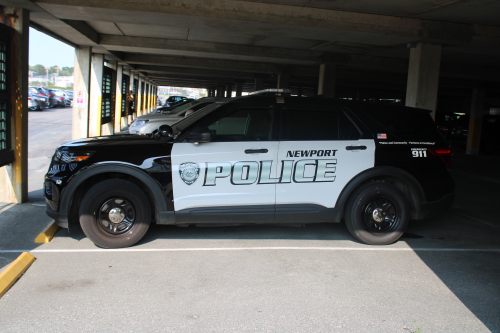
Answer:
[29,28,75,68]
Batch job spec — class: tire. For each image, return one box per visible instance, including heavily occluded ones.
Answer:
[29,101,41,111]
[79,179,152,248]
[345,182,409,245]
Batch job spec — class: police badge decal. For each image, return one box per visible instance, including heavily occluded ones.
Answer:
[179,162,200,185]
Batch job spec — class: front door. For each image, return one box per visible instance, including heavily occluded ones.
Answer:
[171,105,279,223]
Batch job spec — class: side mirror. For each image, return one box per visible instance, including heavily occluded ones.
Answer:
[158,125,173,138]
[186,127,211,144]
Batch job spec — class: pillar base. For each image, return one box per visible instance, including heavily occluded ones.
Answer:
[466,147,480,156]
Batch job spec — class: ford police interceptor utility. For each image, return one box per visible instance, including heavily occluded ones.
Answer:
[45,90,454,248]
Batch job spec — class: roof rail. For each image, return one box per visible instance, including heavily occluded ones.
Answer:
[248,88,291,96]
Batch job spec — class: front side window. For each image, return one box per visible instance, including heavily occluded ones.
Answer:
[281,109,360,141]
[207,108,274,142]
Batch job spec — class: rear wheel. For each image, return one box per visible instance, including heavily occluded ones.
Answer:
[345,182,409,245]
[79,179,151,248]
[29,101,41,111]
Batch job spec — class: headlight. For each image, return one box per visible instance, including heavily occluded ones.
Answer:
[39,98,46,101]
[53,150,94,163]
[133,120,149,126]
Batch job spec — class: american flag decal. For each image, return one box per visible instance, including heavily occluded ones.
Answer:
[377,133,387,139]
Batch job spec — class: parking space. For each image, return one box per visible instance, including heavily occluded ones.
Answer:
[0,156,499,332]
[0,106,499,332]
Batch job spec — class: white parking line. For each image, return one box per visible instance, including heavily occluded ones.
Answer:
[1,247,499,253]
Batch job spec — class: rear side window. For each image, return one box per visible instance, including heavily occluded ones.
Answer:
[282,109,360,141]
[362,109,442,141]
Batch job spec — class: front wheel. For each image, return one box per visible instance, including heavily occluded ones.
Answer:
[345,182,409,245]
[79,179,151,248]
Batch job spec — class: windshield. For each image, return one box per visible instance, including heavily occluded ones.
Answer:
[171,102,225,136]
[166,101,193,114]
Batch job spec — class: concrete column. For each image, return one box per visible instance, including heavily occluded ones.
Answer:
[226,83,232,98]
[128,72,135,121]
[122,68,131,127]
[235,81,243,97]
[88,54,104,137]
[145,80,151,114]
[254,77,263,91]
[466,88,485,155]
[217,86,224,98]
[0,7,29,203]
[149,82,153,112]
[141,77,146,115]
[318,64,336,98]
[277,72,290,89]
[114,64,123,132]
[143,78,147,115]
[72,46,91,140]
[137,76,143,116]
[405,43,442,119]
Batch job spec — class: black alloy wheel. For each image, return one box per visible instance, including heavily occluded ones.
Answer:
[80,179,151,248]
[363,198,399,233]
[345,182,409,245]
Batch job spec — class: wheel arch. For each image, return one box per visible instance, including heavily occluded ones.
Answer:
[335,167,426,220]
[60,163,170,231]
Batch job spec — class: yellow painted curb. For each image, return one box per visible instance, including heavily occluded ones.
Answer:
[0,252,36,298]
[35,221,61,243]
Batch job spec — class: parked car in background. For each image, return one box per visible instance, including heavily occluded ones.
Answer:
[28,87,49,111]
[129,98,224,135]
[435,111,500,155]
[27,96,36,110]
[30,87,58,108]
[163,95,189,107]
[51,89,72,107]
[156,98,195,113]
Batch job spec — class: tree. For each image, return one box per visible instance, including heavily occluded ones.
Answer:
[29,64,46,76]
[59,67,74,76]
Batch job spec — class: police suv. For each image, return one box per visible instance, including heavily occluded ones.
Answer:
[45,90,454,248]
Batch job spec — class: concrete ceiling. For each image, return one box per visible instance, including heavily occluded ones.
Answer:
[2,0,500,96]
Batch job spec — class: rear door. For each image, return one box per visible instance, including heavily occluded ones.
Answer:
[171,103,279,223]
[275,103,375,222]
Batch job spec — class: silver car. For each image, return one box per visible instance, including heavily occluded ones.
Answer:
[128,98,224,135]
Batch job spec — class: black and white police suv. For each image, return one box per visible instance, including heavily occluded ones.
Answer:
[45,90,454,248]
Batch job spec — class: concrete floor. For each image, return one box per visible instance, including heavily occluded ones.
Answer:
[0,107,499,332]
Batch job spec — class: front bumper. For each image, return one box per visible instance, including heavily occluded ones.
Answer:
[46,202,69,228]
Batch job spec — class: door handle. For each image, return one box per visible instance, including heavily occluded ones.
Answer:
[346,146,367,150]
[245,149,268,154]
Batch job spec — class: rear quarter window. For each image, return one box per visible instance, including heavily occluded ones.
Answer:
[362,109,442,141]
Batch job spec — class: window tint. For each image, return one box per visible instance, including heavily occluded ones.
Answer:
[363,109,442,141]
[191,102,211,112]
[283,109,338,141]
[207,108,273,142]
[338,112,361,140]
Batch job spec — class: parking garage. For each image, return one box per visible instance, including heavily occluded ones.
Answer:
[0,2,500,332]
[1,0,499,203]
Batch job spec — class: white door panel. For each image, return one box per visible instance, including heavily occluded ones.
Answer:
[276,139,375,208]
[171,142,278,211]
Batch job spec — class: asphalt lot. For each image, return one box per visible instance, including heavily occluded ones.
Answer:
[0,107,499,332]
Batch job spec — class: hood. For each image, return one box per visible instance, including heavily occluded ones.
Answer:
[133,112,185,121]
[58,134,164,150]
